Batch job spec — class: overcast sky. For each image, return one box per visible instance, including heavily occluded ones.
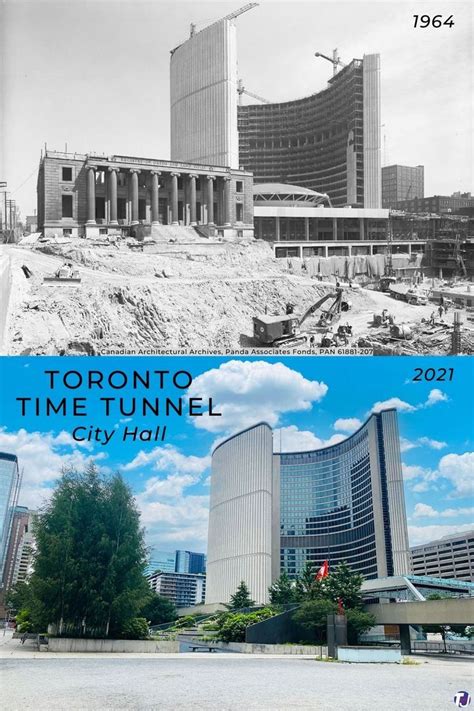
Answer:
[1,356,473,554]
[1,0,472,217]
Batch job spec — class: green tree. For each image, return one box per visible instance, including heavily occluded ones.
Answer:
[345,608,376,644]
[292,599,337,644]
[422,593,468,652]
[226,581,255,610]
[295,562,323,600]
[28,465,150,637]
[268,572,297,605]
[140,593,177,626]
[322,562,364,609]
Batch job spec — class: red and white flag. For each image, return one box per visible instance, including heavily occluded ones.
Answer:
[315,559,329,581]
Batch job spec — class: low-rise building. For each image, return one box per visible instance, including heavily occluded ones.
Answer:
[410,531,474,583]
[37,150,254,240]
[393,193,474,215]
[147,571,206,608]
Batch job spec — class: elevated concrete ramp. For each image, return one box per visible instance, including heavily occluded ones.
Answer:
[366,597,474,626]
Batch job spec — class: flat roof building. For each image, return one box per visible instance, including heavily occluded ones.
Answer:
[37,150,254,241]
[392,194,474,215]
[411,531,474,583]
[239,56,382,208]
[0,453,21,588]
[382,165,424,208]
[175,550,206,575]
[147,571,206,608]
[206,411,410,605]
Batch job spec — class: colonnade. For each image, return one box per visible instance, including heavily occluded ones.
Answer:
[85,166,233,226]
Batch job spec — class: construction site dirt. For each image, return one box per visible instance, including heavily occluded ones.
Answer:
[1,240,473,357]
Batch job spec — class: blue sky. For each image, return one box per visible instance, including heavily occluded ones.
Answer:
[0,356,472,556]
[2,0,472,217]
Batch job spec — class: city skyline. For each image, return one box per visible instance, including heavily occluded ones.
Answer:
[0,356,472,554]
[2,0,472,217]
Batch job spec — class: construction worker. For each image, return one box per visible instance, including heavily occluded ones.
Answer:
[430,311,436,326]
[438,304,444,318]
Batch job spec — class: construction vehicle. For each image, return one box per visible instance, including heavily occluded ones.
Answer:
[389,283,427,305]
[43,263,81,284]
[253,289,351,346]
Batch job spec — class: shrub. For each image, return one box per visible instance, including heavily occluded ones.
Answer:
[216,608,276,643]
[174,615,197,629]
[120,617,149,640]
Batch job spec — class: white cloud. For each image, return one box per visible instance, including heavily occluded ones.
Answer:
[400,437,417,453]
[418,437,447,450]
[187,360,328,433]
[412,481,430,493]
[371,397,417,414]
[333,418,362,434]
[413,503,438,518]
[425,389,449,407]
[273,425,345,453]
[123,444,210,475]
[408,523,474,546]
[0,427,107,509]
[437,452,474,497]
[369,389,449,415]
[402,463,434,481]
[135,491,210,549]
[414,503,474,519]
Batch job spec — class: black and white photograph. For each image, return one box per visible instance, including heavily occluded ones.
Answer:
[1,0,472,356]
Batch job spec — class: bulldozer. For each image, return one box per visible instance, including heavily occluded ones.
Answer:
[253,289,351,347]
[43,263,81,284]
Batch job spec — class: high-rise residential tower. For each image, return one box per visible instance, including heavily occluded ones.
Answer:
[206,410,410,605]
[0,453,21,588]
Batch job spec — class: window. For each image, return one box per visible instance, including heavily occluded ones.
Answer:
[63,228,72,236]
[236,203,243,221]
[236,181,243,193]
[62,195,73,218]
[62,167,72,181]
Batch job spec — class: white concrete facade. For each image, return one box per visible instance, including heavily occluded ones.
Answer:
[363,54,382,209]
[206,423,274,605]
[170,19,239,168]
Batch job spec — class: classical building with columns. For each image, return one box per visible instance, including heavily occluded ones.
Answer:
[36,150,254,239]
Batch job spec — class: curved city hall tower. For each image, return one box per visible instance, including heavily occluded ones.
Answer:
[170,19,239,168]
[238,55,381,207]
[205,410,410,605]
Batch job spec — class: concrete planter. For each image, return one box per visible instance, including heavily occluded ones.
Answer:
[337,646,402,663]
[47,638,179,653]
[212,641,326,655]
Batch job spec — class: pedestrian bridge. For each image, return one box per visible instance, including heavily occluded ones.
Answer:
[365,597,474,626]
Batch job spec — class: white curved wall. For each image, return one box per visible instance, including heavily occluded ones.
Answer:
[170,19,238,168]
[206,423,274,605]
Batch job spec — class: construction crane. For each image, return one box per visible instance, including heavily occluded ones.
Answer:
[237,79,270,106]
[314,49,346,76]
[190,3,259,38]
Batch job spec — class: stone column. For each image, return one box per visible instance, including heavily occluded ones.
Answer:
[275,216,280,241]
[86,166,96,224]
[151,171,161,225]
[170,173,180,225]
[206,176,215,225]
[108,168,118,225]
[223,176,232,226]
[130,169,140,225]
[332,217,338,241]
[188,174,197,225]
[304,217,310,241]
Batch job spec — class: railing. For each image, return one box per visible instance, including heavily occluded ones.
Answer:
[413,640,474,655]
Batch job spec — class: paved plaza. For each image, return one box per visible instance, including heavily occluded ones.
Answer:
[1,632,471,710]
